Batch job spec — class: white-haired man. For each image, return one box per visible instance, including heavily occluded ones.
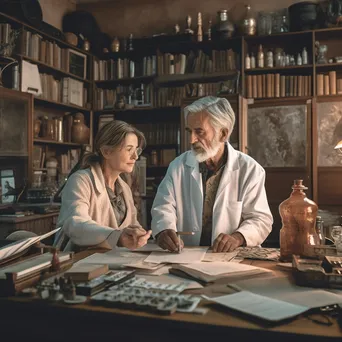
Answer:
[151,96,273,253]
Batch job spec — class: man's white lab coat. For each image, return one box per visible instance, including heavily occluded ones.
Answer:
[151,143,273,246]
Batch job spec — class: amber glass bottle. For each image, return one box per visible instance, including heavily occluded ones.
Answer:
[279,179,320,261]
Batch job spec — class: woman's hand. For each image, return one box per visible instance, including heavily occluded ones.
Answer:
[118,226,152,250]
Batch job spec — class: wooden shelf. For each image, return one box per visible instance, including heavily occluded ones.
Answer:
[245,65,313,73]
[95,75,155,86]
[316,63,342,69]
[0,11,92,57]
[155,71,238,85]
[95,106,180,114]
[19,55,91,83]
[34,97,91,112]
[34,139,84,147]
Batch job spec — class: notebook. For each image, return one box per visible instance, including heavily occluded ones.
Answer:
[170,261,271,283]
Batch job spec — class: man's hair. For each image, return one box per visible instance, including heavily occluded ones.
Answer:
[184,96,236,140]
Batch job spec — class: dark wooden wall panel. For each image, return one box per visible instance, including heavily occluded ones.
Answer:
[318,167,342,205]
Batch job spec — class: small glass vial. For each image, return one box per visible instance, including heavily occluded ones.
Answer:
[257,45,264,68]
[266,50,273,68]
[274,48,283,67]
[250,53,256,68]
[245,53,251,69]
[302,47,308,65]
[297,53,302,66]
[315,216,325,245]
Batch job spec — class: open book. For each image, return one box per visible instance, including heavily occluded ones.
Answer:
[170,261,272,283]
[0,227,61,263]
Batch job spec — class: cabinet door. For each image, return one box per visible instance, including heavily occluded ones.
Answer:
[0,88,33,157]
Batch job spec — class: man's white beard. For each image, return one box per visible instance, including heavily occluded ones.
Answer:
[192,138,221,163]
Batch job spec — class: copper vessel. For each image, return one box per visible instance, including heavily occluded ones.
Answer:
[279,179,320,261]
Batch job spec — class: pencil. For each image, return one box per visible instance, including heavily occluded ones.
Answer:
[176,232,195,253]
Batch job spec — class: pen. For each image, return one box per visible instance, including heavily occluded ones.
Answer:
[176,232,195,254]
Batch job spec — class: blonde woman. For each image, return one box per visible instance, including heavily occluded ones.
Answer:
[54,120,151,252]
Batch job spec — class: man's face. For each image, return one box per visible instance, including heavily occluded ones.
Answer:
[186,111,222,162]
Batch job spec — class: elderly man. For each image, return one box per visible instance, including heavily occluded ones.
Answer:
[151,96,273,253]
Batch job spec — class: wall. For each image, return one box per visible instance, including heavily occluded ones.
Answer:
[78,0,302,38]
[39,0,76,30]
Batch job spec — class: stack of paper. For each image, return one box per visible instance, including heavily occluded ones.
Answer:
[170,261,271,283]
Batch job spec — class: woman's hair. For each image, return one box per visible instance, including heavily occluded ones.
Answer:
[184,96,236,140]
[80,120,146,169]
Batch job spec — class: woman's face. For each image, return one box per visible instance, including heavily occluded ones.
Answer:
[103,133,141,174]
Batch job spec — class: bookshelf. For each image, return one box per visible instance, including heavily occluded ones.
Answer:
[2,8,342,239]
[0,11,93,191]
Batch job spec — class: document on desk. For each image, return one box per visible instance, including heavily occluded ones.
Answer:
[232,276,342,309]
[203,250,239,262]
[76,250,147,269]
[0,227,61,262]
[207,291,308,322]
[144,247,208,264]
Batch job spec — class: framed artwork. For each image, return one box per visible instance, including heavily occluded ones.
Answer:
[68,49,87,79]
[0,88,30,157]
[0,169,15,204]
[247,104,307,167]
[317,101,342,167]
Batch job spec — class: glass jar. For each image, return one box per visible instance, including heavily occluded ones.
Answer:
[315,216,325,245]
[279,179,320,261]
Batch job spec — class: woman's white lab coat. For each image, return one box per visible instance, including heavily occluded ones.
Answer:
[151,143,273,246]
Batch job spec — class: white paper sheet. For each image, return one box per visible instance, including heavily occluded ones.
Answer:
[76,250,147,269]
[144,247,208,264]
[178,261,271,276]
[232,276,342,309]
[203,250,239,262]
[132,241,164,252]
[207,291,308,322]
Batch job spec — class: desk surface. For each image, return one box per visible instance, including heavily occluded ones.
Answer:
[1,251,342,342]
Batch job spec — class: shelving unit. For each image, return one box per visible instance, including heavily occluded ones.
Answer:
[0,11,93,189]
[2,8,342,239]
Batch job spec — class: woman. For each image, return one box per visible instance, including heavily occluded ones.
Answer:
[54,120,151,251]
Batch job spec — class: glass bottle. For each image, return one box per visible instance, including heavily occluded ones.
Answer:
[245,54,251,69]
[297,53,302,66]
[302,47,308,65]
[242,4,257,36]
[216,10,235,39]
[315,216,325,245]
[279,179,320,262]
[250,53,256,68]
[266,50,273,68]
[257,45,264,68]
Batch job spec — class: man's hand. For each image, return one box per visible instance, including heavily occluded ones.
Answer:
[156,229,184,252]
[118,227,152,250]
[212,232,245,253]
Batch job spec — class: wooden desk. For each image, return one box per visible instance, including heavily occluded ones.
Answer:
[1,254,342,342]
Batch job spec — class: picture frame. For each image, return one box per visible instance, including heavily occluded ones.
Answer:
[316,100,342,167]
[67,49,87,79]
[247,103,307,167]
[0,169,15,204]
